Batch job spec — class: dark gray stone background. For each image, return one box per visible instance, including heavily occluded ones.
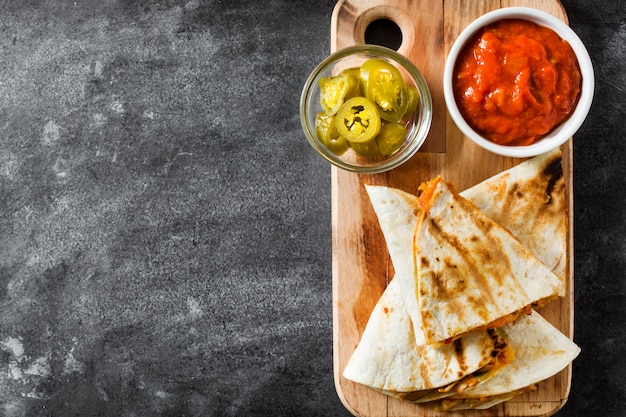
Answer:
[0,0,623,416]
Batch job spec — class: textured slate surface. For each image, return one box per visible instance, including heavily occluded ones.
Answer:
[0,1,624,416]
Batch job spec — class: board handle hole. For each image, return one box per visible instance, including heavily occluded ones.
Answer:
[364,18,403,51]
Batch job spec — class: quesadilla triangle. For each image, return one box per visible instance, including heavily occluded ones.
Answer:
[342,276,515,403]
[433,310,581,411]
[347,186,514,402]
[365,150,567,344]
[414,176,563,345]
[459,148,567,296]
[363,185,423,328]
[351,152,572,406]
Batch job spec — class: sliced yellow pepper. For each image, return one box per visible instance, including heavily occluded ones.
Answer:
[318,73,360,116]
[314,112,349,156]
[335,97,381,144]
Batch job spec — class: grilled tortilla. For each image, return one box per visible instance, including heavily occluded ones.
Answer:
[346,151,571,405]
[343,186,513,401]
[342,277,513,403]
[434,310,580,411]
[460,148,567,296]
[364,149,567,343]
[362,185,422,327]
[414,176,563,345]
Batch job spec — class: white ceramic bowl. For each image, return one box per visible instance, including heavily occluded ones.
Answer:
[443,7,594,158]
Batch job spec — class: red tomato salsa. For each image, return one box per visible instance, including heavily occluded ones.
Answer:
[453,19,582,146]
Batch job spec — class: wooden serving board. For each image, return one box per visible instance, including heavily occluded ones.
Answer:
[331,1,575,417]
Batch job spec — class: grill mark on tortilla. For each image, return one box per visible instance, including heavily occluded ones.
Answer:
[417,344,432,388]
[453,338,469,377]
[515,154,564,241]
[456,199,520,295]
[425,216,499,322]
[490,153,563,231]
[543,155,563,203]
[508,182,524,200]
[424,218,468,315]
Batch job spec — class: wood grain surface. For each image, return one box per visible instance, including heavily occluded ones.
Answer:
[331,1,575,416]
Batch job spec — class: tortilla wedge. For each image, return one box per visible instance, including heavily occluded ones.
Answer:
[460,148,568,296]
[342,276,513,403]
[434,310,580,411]
[344,150,573,405]
[361,185,422,327]
[363,149,567,344]
[414,176,563,345]
[344,187,514,402]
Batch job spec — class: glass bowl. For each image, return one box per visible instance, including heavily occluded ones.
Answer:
[300,45,432,174]
[443,7,594,158]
